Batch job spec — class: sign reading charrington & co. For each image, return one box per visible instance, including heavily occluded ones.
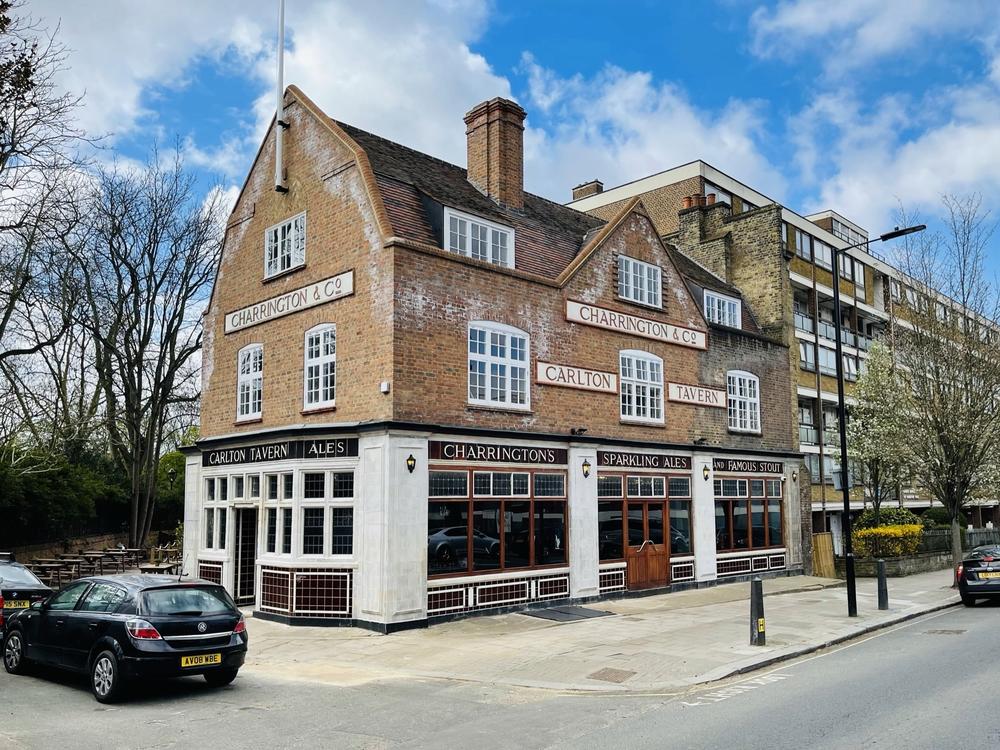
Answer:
[224,270,354,333]
[598,451,692,470]
[202,438,359,467]
[565,300,707,350]
[713,458,783,474]
[535,361,617,393]
[668,382,726,408]
[429,441,568,465]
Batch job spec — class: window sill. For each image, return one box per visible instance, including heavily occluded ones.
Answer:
[616,294,663,313]
[301,405,336,416]
[234,417,263,426]
[467,404,533,415]
[620,419,666,428]
[262,263,307,284]
[727,428,763,436]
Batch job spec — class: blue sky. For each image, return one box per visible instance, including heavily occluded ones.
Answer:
[29,0,1000,262]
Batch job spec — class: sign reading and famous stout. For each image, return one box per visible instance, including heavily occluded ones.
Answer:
[668,382,726,408]
[565,300,707,350]
[535,361,617,393]
[202,437,359,467]
[429,441,567,465]
[713,458,783,474]
[598,451,692,470]
[224,270,354,333]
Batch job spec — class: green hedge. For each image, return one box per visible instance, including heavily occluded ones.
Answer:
[854,507,921,529]
[853,524,924,558]
[919,506,966,529]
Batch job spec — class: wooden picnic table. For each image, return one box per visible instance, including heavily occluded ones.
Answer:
[80,552,111,575]
[101,550,129,572]
[138,561,179,575]
[31,562,67,586]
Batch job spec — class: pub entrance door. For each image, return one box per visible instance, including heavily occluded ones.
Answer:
[625,501,670,589]
[234,508,258,607]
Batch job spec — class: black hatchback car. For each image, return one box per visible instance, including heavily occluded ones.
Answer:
[957,545,1000,606]
[2,575,248,703]
[1,561,52,634]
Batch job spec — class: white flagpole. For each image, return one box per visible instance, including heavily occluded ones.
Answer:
[274,0,288,193]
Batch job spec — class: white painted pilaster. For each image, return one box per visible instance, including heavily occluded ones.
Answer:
[182,454,201,578]
[692,453,717,582]
[785,465,803,568]
[567,444,598,599]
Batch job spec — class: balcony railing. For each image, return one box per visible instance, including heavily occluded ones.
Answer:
[794,312,814,333]
[817,320,837,340]
[799,426,818,445]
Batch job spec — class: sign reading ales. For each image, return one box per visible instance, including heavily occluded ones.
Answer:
[203,438,359,467]
[224,270,354,333]
[598,451,692,470]
[429,441,567,465]
[713,458,783,474]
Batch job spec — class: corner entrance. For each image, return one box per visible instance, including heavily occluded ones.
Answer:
[234,508,258,607]
[626,501,669,589]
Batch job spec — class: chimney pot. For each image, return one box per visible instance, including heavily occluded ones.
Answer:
[706,193,716,205]
[682,196,693,209]
[696,194,707,207]
[572,179,604,201]
[464,97,526,209]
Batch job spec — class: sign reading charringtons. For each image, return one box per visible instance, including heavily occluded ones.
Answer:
[224,270,354,333]
[565,300,707,350]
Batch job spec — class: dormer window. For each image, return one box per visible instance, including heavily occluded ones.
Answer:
[617,256,662,308]
[265,213,306,279]
[704,291,741,329]
[444,208,514,268]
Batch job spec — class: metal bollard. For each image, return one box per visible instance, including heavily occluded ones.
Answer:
[750,577,765,646]
[877,559,889,610]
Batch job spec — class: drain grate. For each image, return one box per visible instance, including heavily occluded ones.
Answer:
[924,629,966,635]
[588,667,637,684]
[523,605,614,622]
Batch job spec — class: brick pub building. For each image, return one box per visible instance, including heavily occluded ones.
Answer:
[181,87,806,631]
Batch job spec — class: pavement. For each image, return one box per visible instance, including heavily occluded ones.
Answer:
[243,568,960,694]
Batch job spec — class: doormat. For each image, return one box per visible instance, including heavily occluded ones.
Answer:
[523,605,614,622]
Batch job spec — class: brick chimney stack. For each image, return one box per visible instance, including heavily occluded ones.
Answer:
[572,179,603,201]
[464,97,526,210]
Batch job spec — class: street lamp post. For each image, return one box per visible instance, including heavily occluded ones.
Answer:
[830,224,924,618]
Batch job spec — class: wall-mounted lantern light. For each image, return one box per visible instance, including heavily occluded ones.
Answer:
[582,458,592,478]
[406,454,416,474]
[702,465,710,482]
[791,470,798,482]
[167,468,178,488]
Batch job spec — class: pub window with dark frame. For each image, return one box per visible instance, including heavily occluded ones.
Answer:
[714,477,783,552]
[428,468,567,577]
[598,473,692,562]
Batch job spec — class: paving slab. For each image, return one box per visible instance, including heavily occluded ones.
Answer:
[243,569,959,693]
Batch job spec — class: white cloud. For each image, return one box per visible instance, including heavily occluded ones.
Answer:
[750,0,993,76]
[519,55,786,203]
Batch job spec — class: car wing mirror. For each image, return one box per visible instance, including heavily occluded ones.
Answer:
[30,601,44,611]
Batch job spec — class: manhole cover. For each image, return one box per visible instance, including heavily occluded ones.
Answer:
[588,667,636,684]
[924,629,966,635]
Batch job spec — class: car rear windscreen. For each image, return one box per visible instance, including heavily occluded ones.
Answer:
[141,586,236,616]
[0,565,44,587]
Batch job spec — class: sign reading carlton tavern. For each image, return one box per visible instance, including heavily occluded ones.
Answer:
[224,270,355,333]
[598,451,692,470]
[565,300,707,350]
[713,458,783,474]
[429,441,568,465]
[668,382,726,408]
[202,438,359,467]
[535,361,617,393]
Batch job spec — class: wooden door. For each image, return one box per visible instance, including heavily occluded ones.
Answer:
[625,502,670,590]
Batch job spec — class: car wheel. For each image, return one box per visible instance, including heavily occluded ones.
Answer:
[204,668,239,687]
[3,630,29,675]
[91,650,124,704]
[961,593,977,607]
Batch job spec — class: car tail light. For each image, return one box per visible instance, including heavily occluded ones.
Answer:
[957,564,965,581]
[233,615,246,635]
[126,618,162,640]
[0,595,4,629]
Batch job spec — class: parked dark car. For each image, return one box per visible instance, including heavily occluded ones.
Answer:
[957,545,1000,606]
[1,562,52,634]
[2,575,248,703]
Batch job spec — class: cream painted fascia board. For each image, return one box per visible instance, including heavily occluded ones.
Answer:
[796,386,818,398]
[796,386,858,406]
[567,161,703,211]
[700,164,771,207]
[804,210,868,238]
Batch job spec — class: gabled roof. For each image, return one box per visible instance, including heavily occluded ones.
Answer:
[335,121,605,278]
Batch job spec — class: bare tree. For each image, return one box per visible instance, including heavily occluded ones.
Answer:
[74,150,224,547]
[891,195,1000,572]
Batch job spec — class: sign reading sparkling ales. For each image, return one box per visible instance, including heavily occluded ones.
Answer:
[202,437,359,466]
[597,451,692,470]
[429,441,568,465]
[713,458,783,474]
[668,382,726,408]
[224,270,354,333]
[565,300,707,350]
[536,361,617,393]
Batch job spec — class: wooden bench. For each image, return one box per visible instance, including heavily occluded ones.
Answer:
[138,561,179,575]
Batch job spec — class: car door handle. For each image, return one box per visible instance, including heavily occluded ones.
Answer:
[88,622,98,630]
[53,619,65,627]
